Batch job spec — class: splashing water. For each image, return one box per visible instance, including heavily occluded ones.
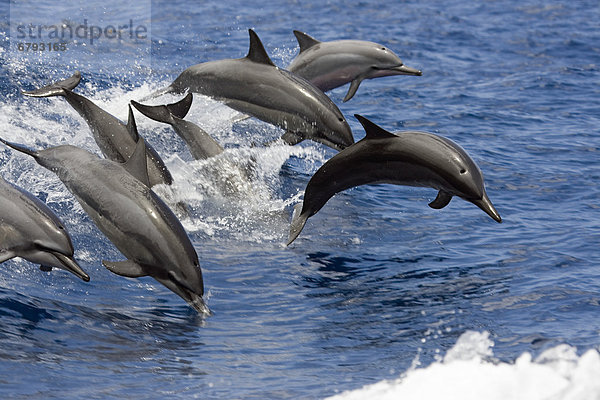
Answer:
[0,74,328,245]
[327,331,600,400]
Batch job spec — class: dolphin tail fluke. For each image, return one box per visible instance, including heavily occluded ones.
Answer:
[0,138,39,158]
[131,93,193,125]
[22,71,81,97]
[287,203,309,245]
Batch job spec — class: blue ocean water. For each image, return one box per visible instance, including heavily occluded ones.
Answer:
[0,0,599,398]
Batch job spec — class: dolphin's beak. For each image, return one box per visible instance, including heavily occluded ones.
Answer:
[0,138,39,158]
[51,251,90,282]
[471,192,502,223]
[389,64,422,76]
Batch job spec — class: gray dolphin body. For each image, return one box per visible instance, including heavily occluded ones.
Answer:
[131,94,224,160]
[0,128,206,313]
[132,95,256,197]
[22,72,173,187]
[0,175,89,281]
[288,31,422,102]
[287,115,502,245]
[151,29,354,151]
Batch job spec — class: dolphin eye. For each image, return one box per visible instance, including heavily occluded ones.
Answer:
[380,47,386,51]
[338,117,344,122]
[460,169,467,174]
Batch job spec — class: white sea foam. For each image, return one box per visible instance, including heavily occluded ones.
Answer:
[326,331,600,400]
[0,76,326,242]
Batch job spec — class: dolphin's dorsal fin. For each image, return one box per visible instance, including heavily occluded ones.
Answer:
[102,260,148,278]
[293,30,320,53]
[354,114,397,140]
[246,29,275,66]
[428,190,453,209]
[123,106,151,187]
[126,104,139,141]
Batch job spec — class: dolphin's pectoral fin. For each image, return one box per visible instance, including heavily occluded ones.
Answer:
[102,260,148,278]
[287,203,309,245]
[429,191,453,209]
[281,131,305,146]
[293,30,321,53]
[40,265,52,272]
[343,78,364,102]
[22,71,81,97]
[123,106,151,187]
[0,250,16,263]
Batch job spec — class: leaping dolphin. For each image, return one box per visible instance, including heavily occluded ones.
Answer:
[132,95,257,197]
[288,31,422,102]
[0,114,207,313]
[0,174,89,281]
[287,115,502,245]
[148,29,354,151]
[131,94,224,160]
[22,72,174,188]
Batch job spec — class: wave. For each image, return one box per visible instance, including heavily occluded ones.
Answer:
[326,331,600,400]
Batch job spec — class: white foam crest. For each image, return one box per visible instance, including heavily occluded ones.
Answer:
[0,89,98,210]
[125,85,329,242]
[326,331,600,400]
[157,143,323,242]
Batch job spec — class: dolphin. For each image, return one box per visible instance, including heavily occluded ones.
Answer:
[22,71,174,187]
[288,31,422,102]
[131,94,224,160]
[0,174,89,281]
[132,95,256,197]
[0,114,206,313]
[148,29,354,151]
[287,114,502,245]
